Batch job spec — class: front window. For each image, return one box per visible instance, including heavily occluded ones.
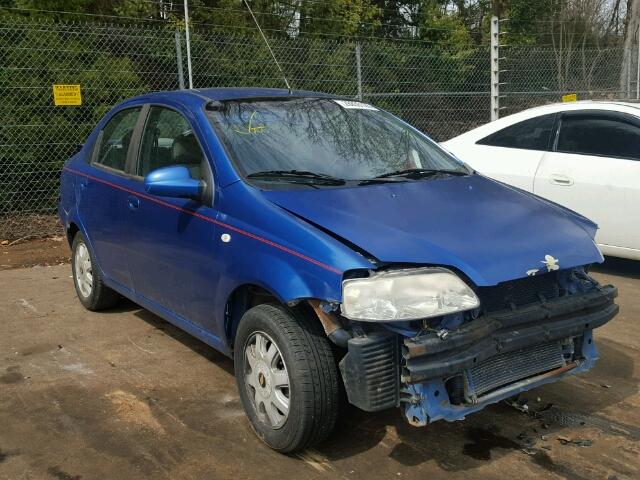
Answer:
[476,113,556,151]
[208,97,469,187]
[137,106,205,180]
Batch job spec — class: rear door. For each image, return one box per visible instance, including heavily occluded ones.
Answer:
[463,113,556,191]
[77,106,145,291]
[534,110,640,250]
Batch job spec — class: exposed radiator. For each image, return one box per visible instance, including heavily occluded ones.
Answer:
[468,341,566,398]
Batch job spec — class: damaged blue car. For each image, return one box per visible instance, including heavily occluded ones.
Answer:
[58,88,618,452]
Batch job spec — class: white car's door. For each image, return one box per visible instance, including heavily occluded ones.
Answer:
[534,110,640,254]
[446,113,557,191]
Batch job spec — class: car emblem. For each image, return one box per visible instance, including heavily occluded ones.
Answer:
[542,255,560,271]
[527,255,560,276]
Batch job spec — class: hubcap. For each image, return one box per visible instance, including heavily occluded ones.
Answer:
[74,243,93,298]
[244,331,290,429]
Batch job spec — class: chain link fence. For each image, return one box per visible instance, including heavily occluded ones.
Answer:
[501,45,627,116]
[0,12,633,239]
[188,30,492,139]
[1,17,181,239]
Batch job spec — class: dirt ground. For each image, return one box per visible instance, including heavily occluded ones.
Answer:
[0,238,70,270]
[0,256,639,480]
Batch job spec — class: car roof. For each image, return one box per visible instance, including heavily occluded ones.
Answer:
[516,100,640,114]
[127,87,340,104]
[444,100,640,143]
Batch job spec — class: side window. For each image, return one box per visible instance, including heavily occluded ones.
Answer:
[94,107,141,172]
[477,113,556,151]
[556,114,640,160]
[137,107,205,179]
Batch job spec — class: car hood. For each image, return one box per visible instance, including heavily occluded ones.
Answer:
[262,175,603,286]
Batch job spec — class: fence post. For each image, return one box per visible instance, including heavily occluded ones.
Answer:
[175,29,185,90]
[355,42,363,100]
[636,25,640,100]
[626,48,631,99]
[183,0,193,89]
[490,16,500,121]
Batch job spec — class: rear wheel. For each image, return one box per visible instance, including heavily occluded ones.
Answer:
[234,303,339,452]
[71,232,120,311]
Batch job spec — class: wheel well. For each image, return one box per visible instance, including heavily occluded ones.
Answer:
[225,284,278,348]
[66,222,79,247]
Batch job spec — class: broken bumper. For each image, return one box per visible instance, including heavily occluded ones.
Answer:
[339,285,618,425]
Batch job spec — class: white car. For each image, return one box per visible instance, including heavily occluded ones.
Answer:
[442,101,640,260]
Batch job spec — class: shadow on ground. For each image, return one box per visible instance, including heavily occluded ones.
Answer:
[310,339,637,474]
[116,292,638,476]
[592,255,640,279]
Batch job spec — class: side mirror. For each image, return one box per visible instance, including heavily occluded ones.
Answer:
[144,165,202,199]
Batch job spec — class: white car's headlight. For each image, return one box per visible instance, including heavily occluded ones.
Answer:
[341,267,480,321]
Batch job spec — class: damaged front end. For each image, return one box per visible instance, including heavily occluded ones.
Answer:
[333,267,618,426]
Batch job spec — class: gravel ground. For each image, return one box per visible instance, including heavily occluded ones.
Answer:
[0,259,638,480]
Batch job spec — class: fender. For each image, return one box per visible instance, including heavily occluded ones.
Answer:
[211,181,374,346]
[59,161,95,257]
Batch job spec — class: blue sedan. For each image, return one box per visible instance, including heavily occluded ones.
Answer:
[58,88,618,452]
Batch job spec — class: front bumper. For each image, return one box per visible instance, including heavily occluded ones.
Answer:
[339,284,618,424]
[402,284,618,383]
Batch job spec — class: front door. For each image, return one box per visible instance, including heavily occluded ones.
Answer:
[125,105,223,338]
[534,110,640,250]
[470,113,557,191]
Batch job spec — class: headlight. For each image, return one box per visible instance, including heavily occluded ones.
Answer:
[341,267,480,321]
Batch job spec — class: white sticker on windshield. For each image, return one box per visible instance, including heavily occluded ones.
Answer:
[334,99,378,111]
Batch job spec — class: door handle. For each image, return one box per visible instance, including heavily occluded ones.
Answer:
[79,178,88,190]
[127,195,140,210]
[549,174,574,186]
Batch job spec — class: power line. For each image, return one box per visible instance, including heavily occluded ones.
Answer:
[241,0,291,91]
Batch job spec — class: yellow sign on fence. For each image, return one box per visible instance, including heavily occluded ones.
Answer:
[562,93,577,103]
[53,84,82,106]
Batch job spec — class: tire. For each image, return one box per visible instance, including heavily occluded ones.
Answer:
[234,303,340,453]
[71,232,120,311]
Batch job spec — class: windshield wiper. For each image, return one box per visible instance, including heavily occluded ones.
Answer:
[359,168,469,185]
[375,168,469,179]
[246,170,346,185]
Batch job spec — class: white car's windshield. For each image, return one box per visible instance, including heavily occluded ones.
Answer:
[208,97,469,185]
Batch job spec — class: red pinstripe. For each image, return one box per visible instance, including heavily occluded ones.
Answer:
[63,166,342,275]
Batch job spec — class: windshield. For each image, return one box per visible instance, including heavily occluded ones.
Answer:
[207,97,469,185]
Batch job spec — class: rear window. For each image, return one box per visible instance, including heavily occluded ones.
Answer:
[557,114,640,160]
[477,113,556,151]
[93,107,141,172]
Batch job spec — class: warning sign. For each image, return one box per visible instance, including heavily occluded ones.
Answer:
[53,84,82,106]
[561,93,577,103]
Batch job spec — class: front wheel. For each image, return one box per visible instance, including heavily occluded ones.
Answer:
[234,303,340,452]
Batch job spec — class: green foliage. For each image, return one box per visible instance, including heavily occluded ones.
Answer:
[0,0,624,231]
[504,0,560,45]
[0,15,177,216]
[419,3,472,48]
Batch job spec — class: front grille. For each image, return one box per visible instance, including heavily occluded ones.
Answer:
[469,341,566,398]
[476,270,561,313]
